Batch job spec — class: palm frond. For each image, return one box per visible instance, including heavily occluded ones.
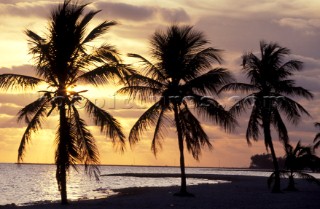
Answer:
[25,29,45,44]
[129,100,164,146]
[295,172,320,186]
[77,64,124,86]
[76,43,134,85]
[179,106,212,160]
[18,98,49,162]
[0,74,43,91]
[246,105,261,144]
[275,95,310,125]
[17,94,50,123]
[151,107,170,155]
[71,106,100,179]
[55,115,79,191]
[74,44,121,71]
[277,60,303,78]
[271,108,289,144]
[77,10,100,37]
[94,44,122,64]
[192,95,238,132]
[82,21,117,44]
[314,133,320,149]
[276,80,313,99]
[84,98,125,151]
[219,82,258,93]
[229,93,257,116]
[117,86,162,103]
[314,122,320,148]
[25,29,60,85]
[184,47,223,79]
[184,68,234,95]
[126,73,165,89]
[268,170,289,188]
[267,172,276,189]
[242,53,261,83]
[128,53,167,82]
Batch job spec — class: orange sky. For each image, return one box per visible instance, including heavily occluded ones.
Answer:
[0,0,320,167]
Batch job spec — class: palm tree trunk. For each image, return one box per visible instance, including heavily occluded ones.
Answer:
[268,139,281,192]
[60,164,68,204]
[287,171,296,191]
[58,102,68,204]
[262,116,281,193]
[173,104,187,195]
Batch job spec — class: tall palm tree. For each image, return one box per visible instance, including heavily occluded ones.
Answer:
[118,25,237,196]
[220,41,313,192]
[0,0,129,204]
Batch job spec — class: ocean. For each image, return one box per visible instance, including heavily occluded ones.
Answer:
[0,164,318,206]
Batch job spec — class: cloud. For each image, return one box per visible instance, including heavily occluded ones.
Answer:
[95,1,190,23]
[0,103,22,116]
[292,55,320,73]
[0,65,36,77]
[95,2,154,21]
[0,1,56,18]
[159,8,190,23]
[277,18,320,35]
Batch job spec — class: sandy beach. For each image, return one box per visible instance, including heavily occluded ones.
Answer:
[1,174,320,209]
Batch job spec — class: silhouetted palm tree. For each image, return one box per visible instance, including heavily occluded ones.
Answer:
[314,122,320,149]
[268,141,320,191]
[118,25,236,196]
[220,41,313,192]
[0,0,129,204]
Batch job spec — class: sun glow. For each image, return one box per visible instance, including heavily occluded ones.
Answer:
[65,85,89,96]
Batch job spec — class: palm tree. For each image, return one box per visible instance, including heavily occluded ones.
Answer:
[268,141,320,191]
[0,0,130,204]
[220,41,313,192]
[118,25,236,196]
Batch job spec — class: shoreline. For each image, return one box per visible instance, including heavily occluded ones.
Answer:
[1,174,320,209]
[0,163,272,171]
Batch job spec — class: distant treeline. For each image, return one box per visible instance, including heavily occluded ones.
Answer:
[249,152,320,171]
[249,153,285,170]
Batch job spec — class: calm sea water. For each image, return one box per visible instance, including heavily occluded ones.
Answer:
[0,164,318,206]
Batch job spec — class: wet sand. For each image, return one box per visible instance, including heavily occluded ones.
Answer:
[1,174,320,209]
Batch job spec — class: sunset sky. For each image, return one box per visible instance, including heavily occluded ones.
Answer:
[0,0,320,167]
